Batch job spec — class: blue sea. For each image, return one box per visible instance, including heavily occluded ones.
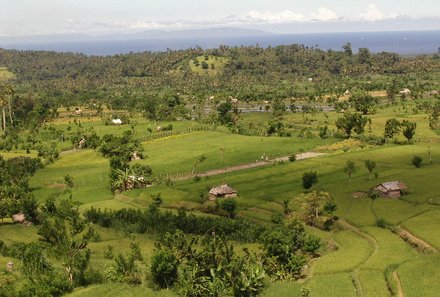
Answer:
[1,30,439,56]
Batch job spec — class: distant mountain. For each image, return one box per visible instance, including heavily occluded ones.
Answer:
[124,28,272,39]
[0,28,273,44]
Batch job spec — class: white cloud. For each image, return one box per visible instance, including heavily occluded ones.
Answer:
[245,10,305,23]
[310,7,337,21]
[359,4,395,21]
[45,6,407,35]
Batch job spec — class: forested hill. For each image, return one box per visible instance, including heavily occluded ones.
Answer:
[0,45,439,109]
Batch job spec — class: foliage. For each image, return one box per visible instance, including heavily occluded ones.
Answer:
[150,231,269,296]
[344,160,356,182]
[411,155,423,168]
[84,205,266,242]
[384,118,401,141]
[302,171,318,190]
[401,120,416,142]
[335,113,367,138]
[296,191,336,230]
[0,156,42,222]
[37,203,95,284]
[219,199,237,218]
[151,249,179,288]
[363,159,376,180]
[99,131,143,161]
[349,93,378,115]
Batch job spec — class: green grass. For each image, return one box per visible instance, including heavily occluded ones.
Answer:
[66,283,177,297]
[357,269,390,297]
[0,150,38,159]
[189,55,229,75]
[307,273,356,297]
[398,255,440,297]
[401,209,440,250]
[125,142,440,229]
[313,231,372,274]
[29,149,113,205]
[138,130,333,176]
[361,227,416,270]
[261,282,302,297]
[7,103,440,296]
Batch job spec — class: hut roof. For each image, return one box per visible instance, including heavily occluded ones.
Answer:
[209,184,237,196]
[12,213,26,223]
[377,181,407,191]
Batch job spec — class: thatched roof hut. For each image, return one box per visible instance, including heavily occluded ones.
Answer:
[374,181,407,198]
[399,88,411,97]
[12,213,26,223]
[209,184,237,200]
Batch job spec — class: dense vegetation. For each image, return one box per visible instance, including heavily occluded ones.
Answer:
[1,43,440,296]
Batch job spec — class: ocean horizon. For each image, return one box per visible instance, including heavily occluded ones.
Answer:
[1,30,439,56]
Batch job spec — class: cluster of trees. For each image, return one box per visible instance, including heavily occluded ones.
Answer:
[0,198,102,297]
[0,156,42,223]
[335,112,368,138]
[384,118,417,143]
[85,205,266,242]
[1,45,438,115]
[150,221,319,296]
[95,131,153,192]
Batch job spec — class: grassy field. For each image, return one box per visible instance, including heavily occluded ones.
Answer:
[3,102,440,296]
[189,55,229,75]
[29,149,113,204]
[138,130,334,175]
[66,283,177,297]
[398,255,440,297]
[401,209,440,250]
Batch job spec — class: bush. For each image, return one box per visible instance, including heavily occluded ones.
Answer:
[302,171,318,190]
[151,250,178,289]
[411,155,423,168]
[376,218,388,228]
[288,154,296,162]
[270,213,284,224]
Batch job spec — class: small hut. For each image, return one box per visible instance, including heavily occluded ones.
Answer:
[78,138,86,149]
[12,213,26,224]
[399,88,411,97]
[209,184,237,201]
[374,181,408,198]
[111,119,122,125]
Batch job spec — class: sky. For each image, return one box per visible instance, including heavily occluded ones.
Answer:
[0,0,439,36]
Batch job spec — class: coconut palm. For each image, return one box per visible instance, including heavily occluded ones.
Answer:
[111,168,132,192]
[0,83,14,131]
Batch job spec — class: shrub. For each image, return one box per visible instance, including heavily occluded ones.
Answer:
[411,155,423,168]
[302,171,318,190]
[151,250,179,289]
[270,213,284,224]
[289,154,296,162]
[376,218,388,228]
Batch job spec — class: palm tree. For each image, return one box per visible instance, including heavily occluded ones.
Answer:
[0,83,14,132]
[112,168,132,192]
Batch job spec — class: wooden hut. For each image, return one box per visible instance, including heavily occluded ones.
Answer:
[12,213,26,223]
[209,184,237,200]
[374,181,408,198]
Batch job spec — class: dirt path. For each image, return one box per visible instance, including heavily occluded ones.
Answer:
[395,227,438,253]
[173,152,326,181]
[393,271,405,297]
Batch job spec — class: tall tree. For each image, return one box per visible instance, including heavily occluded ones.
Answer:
[0,83,14,131]
[384,118,401,142]
[364,159,376,180]
[401,120,416,142]
[344,161,357,182]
